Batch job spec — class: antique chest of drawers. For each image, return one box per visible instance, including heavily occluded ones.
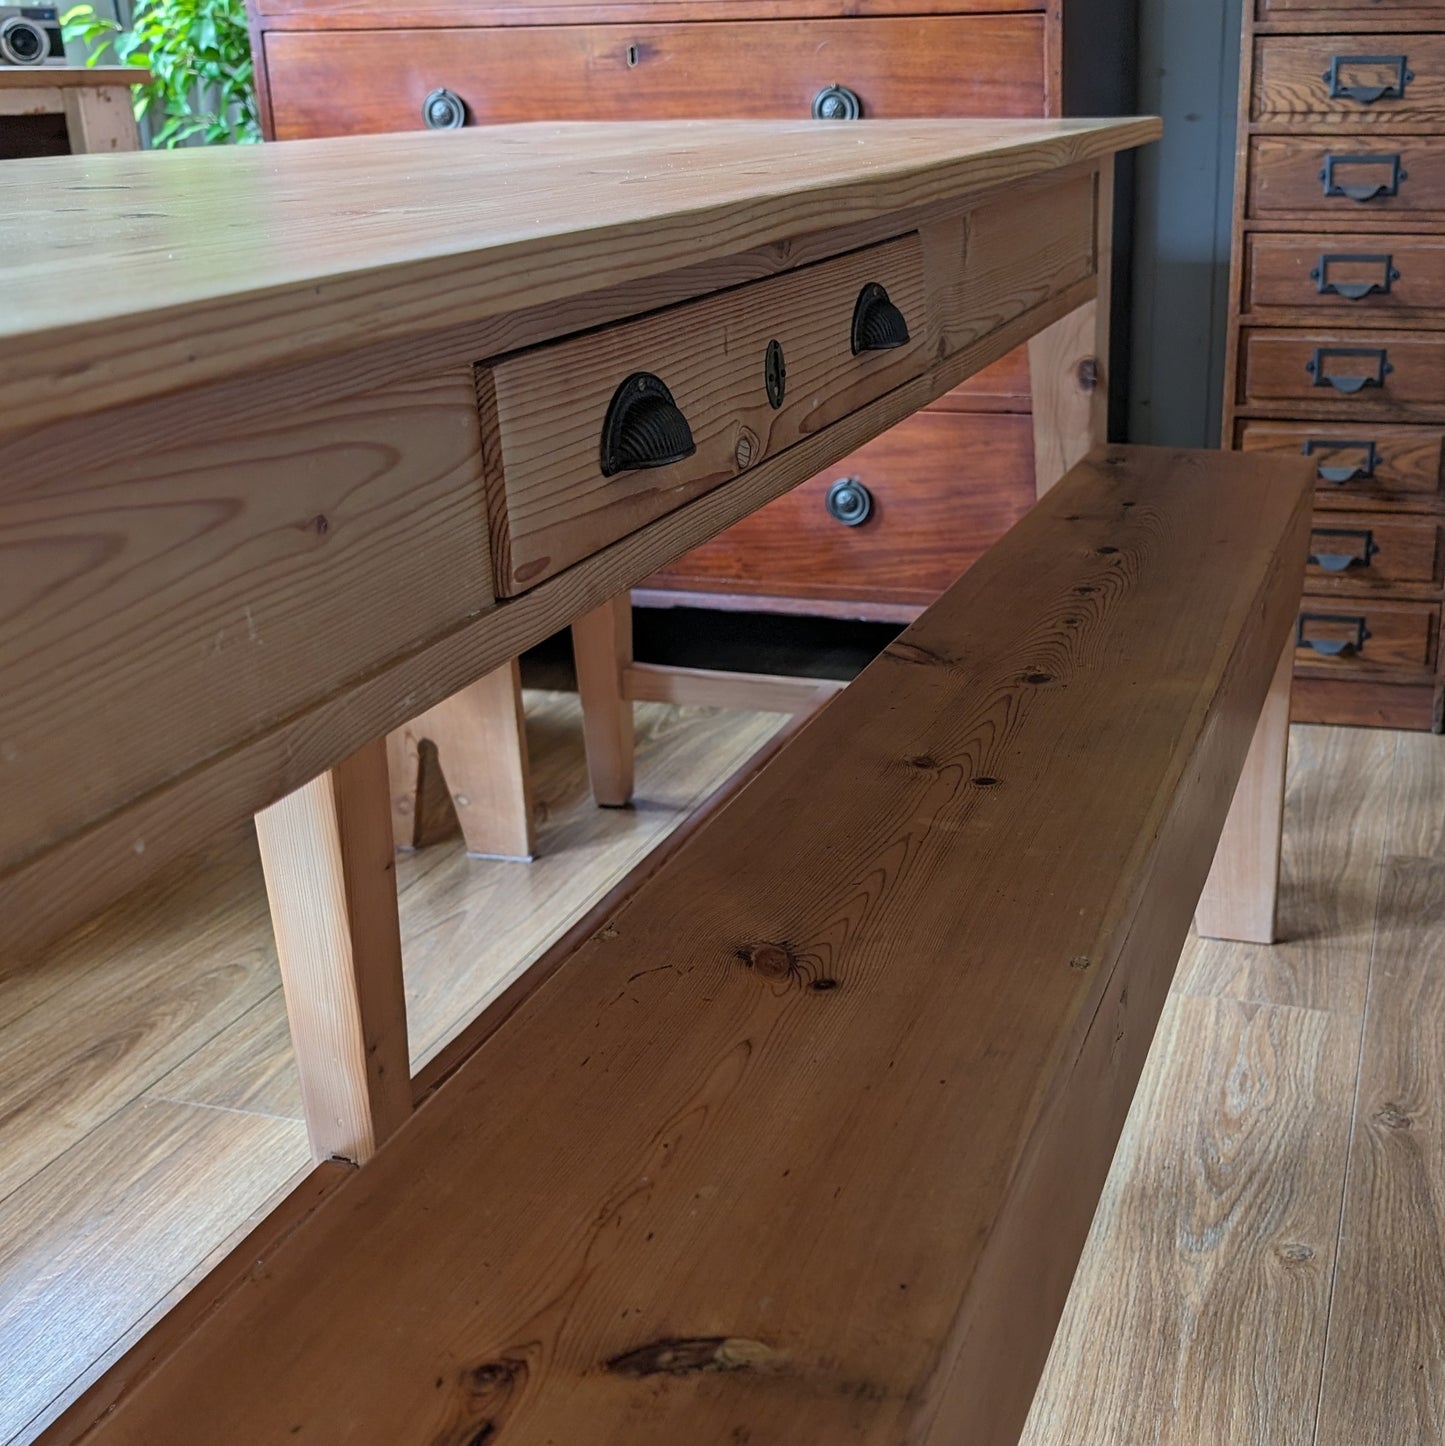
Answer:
[247,0,1135,628]
[1226,0,1445,730]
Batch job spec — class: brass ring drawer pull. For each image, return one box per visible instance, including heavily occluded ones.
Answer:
[825,476,873,526]
[813,84,862,121]
[422,88,466,130]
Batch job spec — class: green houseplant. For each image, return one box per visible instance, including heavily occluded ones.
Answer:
[62,0,260,146]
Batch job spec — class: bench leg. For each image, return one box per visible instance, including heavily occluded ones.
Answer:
[387,661,536,860]
[1194,643,1293,945]
[572,594,635,807]
[255,737,413,1164]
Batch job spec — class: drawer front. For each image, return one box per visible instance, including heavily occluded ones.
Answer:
[1241,330,1445,416]
[1295,597,1438,673]
[1238,420,1445,496]
[1305,510,1441,585]
[1254,36,1445,128]
[480,235,931,594]
[265,17,1044,138]
[1264,0,1445,10]
[1249,136,1445,217]
[1245,234,1445,316]
[645,410,1035,607]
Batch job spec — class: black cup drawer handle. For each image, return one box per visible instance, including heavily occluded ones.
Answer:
[851,282,910,354]
[422,88,466,129]
[1325,54,1413,106]
[812,84,862,120]
[1309,526,1379,572]
[825,477,873,526]
[1312,253,1399,300]
[1320,153,1406,202]
[1306,346,1392,394]
[1297,612,1372,657]
[1303,438,1380,484]
[599,373,696,477]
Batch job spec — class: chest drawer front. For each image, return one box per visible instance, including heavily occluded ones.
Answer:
[479,235,930,594]
[1263,0,1445,11]
[1241,329,1445,416]
[1295,598,1438,674]
[1306,510,1441,584]
[265,17,1045,139]
[1238,419,1445,495]
[1249,135,1445,217]
[644,409,1035,607]
[1245,233,1445,316]
[1254,35,1445,128]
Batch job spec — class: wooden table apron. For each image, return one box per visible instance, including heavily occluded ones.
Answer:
[0,118,1291,1184]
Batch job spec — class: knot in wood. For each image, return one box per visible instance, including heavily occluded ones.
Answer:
[739,942,795,981]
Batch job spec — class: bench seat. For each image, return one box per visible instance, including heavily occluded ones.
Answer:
[53,444,1311,1446]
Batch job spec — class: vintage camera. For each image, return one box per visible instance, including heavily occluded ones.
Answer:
[0,6,65,66]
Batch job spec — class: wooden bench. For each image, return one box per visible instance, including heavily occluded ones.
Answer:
[48,444,1310,1446]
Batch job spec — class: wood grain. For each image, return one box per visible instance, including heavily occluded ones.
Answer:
[1292,674,1440,729]
[1237,419,1445,499]
[0,68,147,91]
[254,738,412,1164]
[0,1099,305,1446]
[386,661,536,859]
[1242,329,1445,417]
[51,446,1311,1446]
[1385,727,1445,856]
[622,663,843,712]
[1295,596,1438,674]
[1317,857,1445,1445]
[641,409,1037,607]
[479,234,931,592]
[0,368,491,877]
[1306,511,1441,587]
[1253,35,1445,129]
[1021,991,1361,1446]
[0,117,1159,432]
[1246,233,1445,317]
[1177,723,1395,1017]
[60,86,140,154]
[1249,135,1445,219]
[254,0,1049,24]
[571,596,635,808]
[265,16,1046,139]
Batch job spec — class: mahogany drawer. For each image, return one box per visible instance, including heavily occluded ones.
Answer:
[479,234,931,595]
[264,16,1045,138]
[1295,597,1438,675]
[1238,420,1445,496]
[644,409,1035,609]
[1304,510,1441,586]
[1245,234,1445,316]
[1253,36,1445,129]
[1240,329,1445,417]
[1249,136,1445,217]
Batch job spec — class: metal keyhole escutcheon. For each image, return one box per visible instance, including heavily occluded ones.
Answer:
[765,339,787,410]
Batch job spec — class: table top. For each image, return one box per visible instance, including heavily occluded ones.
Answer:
[0,65,148,90]
[0,116,1158,431]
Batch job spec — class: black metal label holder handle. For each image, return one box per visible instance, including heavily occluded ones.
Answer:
[1311,252,1399,300]
[1297,612,1373,657]
[1306,346,1392,394]
[1302,437,1381,484]
[1320,152,1406,203]
[1324,54,1413,106]
[1308,526,1380,572]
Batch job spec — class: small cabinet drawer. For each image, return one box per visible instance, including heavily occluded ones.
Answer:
[1249,136,1445,217]
[1254,36,1445,129]
[1238,420,1445,496]
[265,16,1044,138]
[1264,0,1445,11]
[1304,511,1441,585]
[1295,598,1439,674]
[1241,330,1445,416]
[478,235,930,594]
[644,409,1036,609]
[1244,234,1445,315]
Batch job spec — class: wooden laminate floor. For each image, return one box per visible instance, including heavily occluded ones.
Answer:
[1,708,1441,1444]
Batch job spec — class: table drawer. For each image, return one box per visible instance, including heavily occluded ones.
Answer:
[1253,35,1445,129]
[265,16,1044,138]
[1295,597,1439,674]
[1245,234,1445,316]
[1240,329,1445,417]
[1305,511,1441,585]
[1238,420,1445,496]
[644,409,1035,608]
[479,234,931,594]
[1249,136,1445,217]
